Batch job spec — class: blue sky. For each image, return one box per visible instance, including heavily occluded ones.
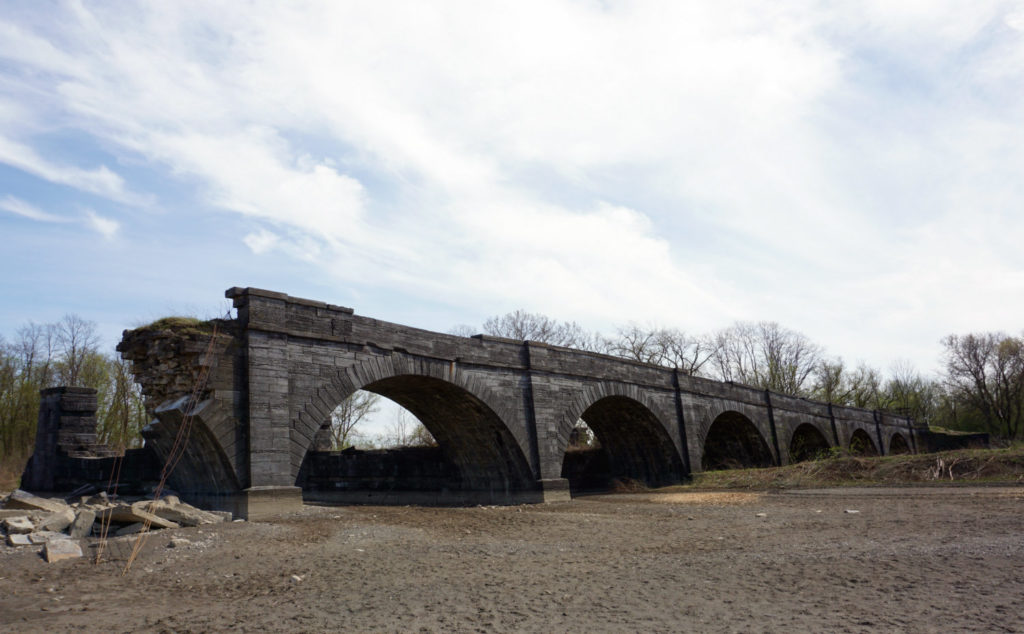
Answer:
[2,0,1024,385]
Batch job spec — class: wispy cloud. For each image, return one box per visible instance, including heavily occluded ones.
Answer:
[0,136,149,206]
[0,195,66,222]
[84,208,119,239]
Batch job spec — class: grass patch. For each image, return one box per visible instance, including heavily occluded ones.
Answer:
[671,446,1024,490]
[130,316,217,335]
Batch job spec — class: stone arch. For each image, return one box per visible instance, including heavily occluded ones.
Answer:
[556,383,683,488]
[788,423,832,463]
[849,428,879,456]
[291,354,534,493]
[146,396,242,494]
[702,410,775,471]
[889,432,911,455]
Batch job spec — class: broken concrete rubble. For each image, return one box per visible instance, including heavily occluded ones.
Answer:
[6,533,32,546]
[29,531,63,544]
[44,539,83,562]
[69,509,96,539]
[5,489,70,514]
[37,508,76,533]
[101,504,180,530]
[3,516,35,534]
[138,498,224,527]
[2,487,230,562]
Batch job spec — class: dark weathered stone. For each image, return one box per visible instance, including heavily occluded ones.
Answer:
[25,286,931,519]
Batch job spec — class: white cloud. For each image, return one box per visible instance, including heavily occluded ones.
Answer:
[0,195,66,222]
[243,228,279,255]
[84,209,119,239]
[2,2,1023,371]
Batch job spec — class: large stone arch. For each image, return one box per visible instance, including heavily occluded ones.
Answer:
[555,383,684,488]
[701,410,775,470]
[849,428,879,456]
[788,423,832,463]
[291,354,534,493]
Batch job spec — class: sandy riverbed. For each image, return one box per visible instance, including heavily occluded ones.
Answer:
[1,486,1022,632]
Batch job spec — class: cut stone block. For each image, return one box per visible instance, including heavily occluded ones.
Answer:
[99,505,179,530]
[29,531,62,544]
[6,533,32,546]
[0,509,36,519]
[2,516,34,534]
[69,509,97,539]
[38,508,76,533]
[5,489,70,514]
[44,539,83,563]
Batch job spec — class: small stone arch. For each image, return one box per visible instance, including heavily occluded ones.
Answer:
[292,354,534,493]
[556,384,684,488]
[849,428,879,456]
[788,423,832,463]
[889,433,911,455]
[702,411,775,471]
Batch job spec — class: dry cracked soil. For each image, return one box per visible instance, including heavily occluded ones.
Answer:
[1,486,1023,633]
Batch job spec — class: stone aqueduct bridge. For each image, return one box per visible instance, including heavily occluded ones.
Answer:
[119,288,923,519]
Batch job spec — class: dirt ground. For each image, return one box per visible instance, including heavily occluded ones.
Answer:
[2,486,1023,633]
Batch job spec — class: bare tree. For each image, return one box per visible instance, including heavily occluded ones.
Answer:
[328,390,380,449]
[711,321,822,396]
[447,324,478,338]
[811,358,848,404]
[942,332,1024,438]
[881,359,938,422]
[847,363,884,408]
[606,324,717,375]
[98,356,148,449]
[382,407,435,448]
[482,309,602,350]
[55,314,100,386]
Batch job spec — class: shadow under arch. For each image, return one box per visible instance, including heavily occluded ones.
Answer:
[789,423,831,463]
[702,411,775,471]
[850,428,879,456]
[560,395,685,491]
[889,433,910,455]
[297,373,535,496]
[144,396,243,498]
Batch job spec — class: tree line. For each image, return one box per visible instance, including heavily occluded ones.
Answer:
[0,315,147,477]
[456,311,1024,441]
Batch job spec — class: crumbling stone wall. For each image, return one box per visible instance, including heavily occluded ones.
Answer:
[116,319,239,418]
[21,387,161,493]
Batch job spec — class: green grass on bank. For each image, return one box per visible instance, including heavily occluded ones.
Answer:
[676,445,1024,490]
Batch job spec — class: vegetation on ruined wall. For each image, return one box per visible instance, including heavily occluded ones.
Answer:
[129,316,216,335]
[0,315,148,485]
